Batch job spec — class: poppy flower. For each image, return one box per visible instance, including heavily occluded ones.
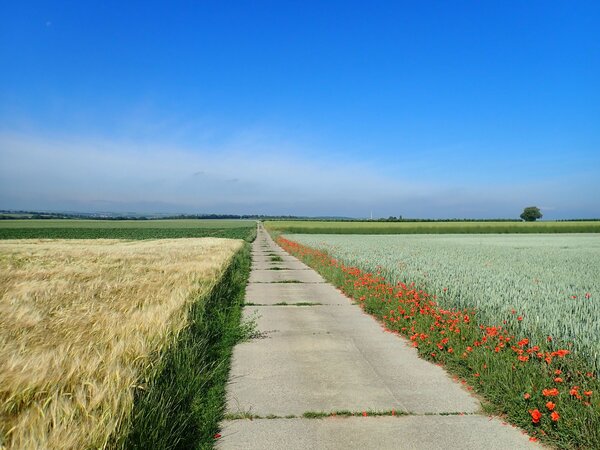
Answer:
[529,409,542,424]
[523,393,531,400]
[546,401,555,410]
[542,388,559,397]
[550,411,560,422]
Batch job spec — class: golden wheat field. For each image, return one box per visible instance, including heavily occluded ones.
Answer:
[0,238,242,450]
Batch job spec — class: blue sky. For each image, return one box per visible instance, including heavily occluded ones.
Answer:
[1,1,599,218]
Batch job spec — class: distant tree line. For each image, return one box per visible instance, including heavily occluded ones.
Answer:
[2,210,599,222]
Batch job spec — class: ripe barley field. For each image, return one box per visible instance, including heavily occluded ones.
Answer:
[0,238,243,450]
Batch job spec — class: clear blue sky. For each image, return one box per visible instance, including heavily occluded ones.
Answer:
[1,1,599,218]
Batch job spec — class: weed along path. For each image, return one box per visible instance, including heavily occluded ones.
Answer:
[218,226,539,449]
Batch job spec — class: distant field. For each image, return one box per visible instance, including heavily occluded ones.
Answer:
[0,238,243,449]
[266,220,600,234]
[0,219,257,241]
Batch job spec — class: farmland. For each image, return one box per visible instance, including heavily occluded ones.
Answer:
[0,238,250,449]
[0,219,257,241]
[277,233,600,448]
[265,220,600,234]
[284,233,600,372]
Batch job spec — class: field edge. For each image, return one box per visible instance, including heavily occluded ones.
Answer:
[112,242,252,450]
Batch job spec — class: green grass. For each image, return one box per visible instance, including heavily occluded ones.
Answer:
[0,219,257,241]
[302,409,406,418]
[265,220,600,234]
[223,409,405,420]
[270,255,283,262]
[116,243,251,450]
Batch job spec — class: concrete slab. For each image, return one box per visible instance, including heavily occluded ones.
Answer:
[226,330,479,415]
[249,269,325,283]
[251,260,310,270]
[245,283,350,306]
[217,416,539,450]
[251,250,288,257]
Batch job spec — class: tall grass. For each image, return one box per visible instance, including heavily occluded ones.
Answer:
[0,238,242,450]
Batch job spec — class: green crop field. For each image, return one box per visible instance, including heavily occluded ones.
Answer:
[266,220,600,234]
[0,219,257,241]
[285,233,600,372]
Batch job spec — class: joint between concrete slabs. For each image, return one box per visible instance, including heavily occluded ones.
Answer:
[222,411,482,421]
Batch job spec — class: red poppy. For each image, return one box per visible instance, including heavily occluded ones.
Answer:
[529,409,542,424]
[523,393,531,400]
[550,411,560,422]
[546,401,555,411]
[542,388,559,397]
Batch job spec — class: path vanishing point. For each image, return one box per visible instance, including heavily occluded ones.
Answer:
[218,225,540,449]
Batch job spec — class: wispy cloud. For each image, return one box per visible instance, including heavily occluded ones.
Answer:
[0,131,598,218]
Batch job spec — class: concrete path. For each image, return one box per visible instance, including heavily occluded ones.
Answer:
[218,225,539,449]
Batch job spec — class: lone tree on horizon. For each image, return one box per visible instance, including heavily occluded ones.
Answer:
[520,206,543,222]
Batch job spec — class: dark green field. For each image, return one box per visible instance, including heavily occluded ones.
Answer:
[265,220,600,234]
[0,219,257,241]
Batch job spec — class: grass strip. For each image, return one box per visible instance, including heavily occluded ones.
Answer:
[116,243,251,450]
[244,302,322,307]
[223,409,407,420]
